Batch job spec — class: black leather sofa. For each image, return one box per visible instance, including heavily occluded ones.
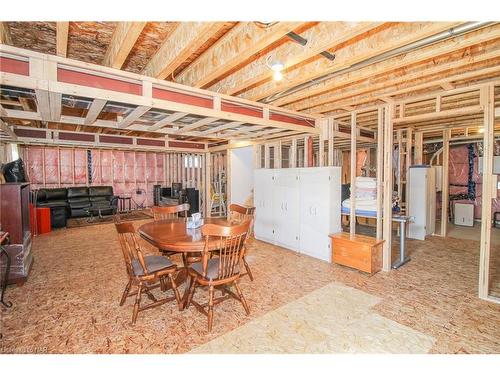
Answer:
[36,186,118,228]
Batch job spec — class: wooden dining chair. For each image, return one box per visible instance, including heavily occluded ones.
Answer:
[115,222,182,324]
[228,203,256,281]
[152,203,190,221]
[185,220,252,332]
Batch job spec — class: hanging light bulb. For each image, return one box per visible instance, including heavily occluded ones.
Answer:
[273,70,283,81]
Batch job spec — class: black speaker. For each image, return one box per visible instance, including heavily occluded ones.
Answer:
[185,188,199,215]
[153,185,161,206]
[171,182,182,198]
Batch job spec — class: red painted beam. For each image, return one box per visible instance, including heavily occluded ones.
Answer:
[58,68,142,95]
[153,88,213,109]
[99,135,134,145]
[58,132,95,142]
[168,141,205,150]
[0,57,29,76]
[270,112,313,127]
[221,101,262,118]
[137,138,165,147]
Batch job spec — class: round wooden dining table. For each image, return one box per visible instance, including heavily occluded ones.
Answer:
[138,217,232,256]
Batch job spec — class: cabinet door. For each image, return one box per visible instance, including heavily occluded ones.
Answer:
[254,169,274,242]
[273,169,300,250]
[299,168,332,261]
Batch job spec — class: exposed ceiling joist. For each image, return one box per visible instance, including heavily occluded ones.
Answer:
[302,48,500,113]
[280,24,500,109]
[0,22,12,45]
[142,22,228,79]
[200,121,244,135]
[241,22,462,102]
[84,99,107,125]
[149,112,188,131]
[176,22,302,88]
[175,117,218,134]
[117,105,151,128]
[56,22,69,57]
[102,22,147,69]
[209,22,382,96]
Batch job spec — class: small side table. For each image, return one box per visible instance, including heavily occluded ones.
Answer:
[494,212,500,228]
[118,196,133,213]
[392,215,413,269]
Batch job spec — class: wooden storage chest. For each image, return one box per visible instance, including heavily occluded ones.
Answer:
[329,232,383,274]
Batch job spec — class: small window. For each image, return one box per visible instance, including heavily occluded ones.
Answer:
[184,155,201,168]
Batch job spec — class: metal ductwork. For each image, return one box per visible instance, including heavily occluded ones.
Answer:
[260,21,497,104]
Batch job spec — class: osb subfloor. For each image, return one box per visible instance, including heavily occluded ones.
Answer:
[1,220,500,354]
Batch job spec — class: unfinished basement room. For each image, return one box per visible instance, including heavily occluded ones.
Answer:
[1,1,499,371]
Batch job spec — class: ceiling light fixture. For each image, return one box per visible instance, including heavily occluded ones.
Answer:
[272,70,283,81]
[266,56,285,81]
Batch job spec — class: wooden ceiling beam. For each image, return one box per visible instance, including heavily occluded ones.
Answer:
[302,48,500,113]
[240,22,462,102]
[176,22,303,88]
[142,22,228,80]
[84,99,107,125]
[102,22,146,69]
[56,22,69,57]
[117,105,151,128]
[318,67,500,114]
[199,121,244,135]
[148,112,188,131]
[0,22,12,45]
[277,24,500,108]
[175,117,218,134]
[209,22,382,96]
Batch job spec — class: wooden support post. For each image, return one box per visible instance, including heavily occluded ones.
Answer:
[290,138,297,168]
[440,128,450,237]
[328,119,335,167]
[396,129,403,203]
[479,84,495,299]
[205,152,212,217]
[275,141,282,169]
[350,112,357,236]
[414,131,423,164]
[376,108,384,240]
[405,127,413,214]
[382,104,394,272]
[264,144,270,169]
[226,150,232,205]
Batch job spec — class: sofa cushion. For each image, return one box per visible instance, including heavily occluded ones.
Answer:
[37,200,69,208]
[89,186,113,197]
[89,195,109,203]
[68,197,90,208]
[67,187,89,198]
[43,188,68,201]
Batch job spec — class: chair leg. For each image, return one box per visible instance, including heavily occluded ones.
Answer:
[207,285,214,332]
[120,280,132,306]
[243,256,254,281]
[185,275,196,309]
[160,276,166,292]
[132,283,143,324]
[168,273,182,311]
[233,281,250,315]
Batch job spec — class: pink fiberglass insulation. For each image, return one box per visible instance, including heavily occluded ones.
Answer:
[135,153,146,182]
[124,152,135,183]
[146,152,156,182]
[44,148,59,184]
[112,150,125,183]
[449,145,469,186]
[26,146,44,184]
[59,148,73,184]
[90,149,101,184]
[100,150,113,183]
[74,149,87,184]
[156,153,165,182]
